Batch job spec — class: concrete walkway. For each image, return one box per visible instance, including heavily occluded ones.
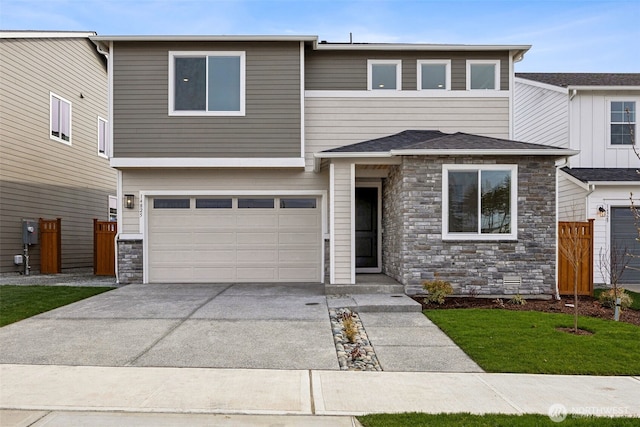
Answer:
[1,365,639,426]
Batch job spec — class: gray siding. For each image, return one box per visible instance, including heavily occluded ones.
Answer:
[305,50,510,91]
[112,41,302,158]
[0,37,116,273]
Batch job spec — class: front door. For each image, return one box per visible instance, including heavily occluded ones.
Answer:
[355,187,379,271]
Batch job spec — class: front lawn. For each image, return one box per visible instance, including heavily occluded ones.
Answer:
[0,285,114,327]
[358,413,639,427]
[424,309,640,375]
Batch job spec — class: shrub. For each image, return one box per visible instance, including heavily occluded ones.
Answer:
[423,277,453,305]
[509,294,527,305]
[598,288,633,310]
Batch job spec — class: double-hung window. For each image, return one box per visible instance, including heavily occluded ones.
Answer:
[417,60,450,90]
[50,92,71,144]
[466,60,500,90]
[97,117,108,157]
[169,51,245,116]
[368,59,401,90]
[442,164,517,240]
[610,101,636,145]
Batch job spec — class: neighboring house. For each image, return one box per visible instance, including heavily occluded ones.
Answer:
[90,35,576,296]
[515,73,640,284]
[0,31,117,273]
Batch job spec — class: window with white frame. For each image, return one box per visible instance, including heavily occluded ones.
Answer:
[50,93,71,144]
[98,117,108,157]
[442,164,517,240]
[368,59,401,90]
[169,51,245,116]
[610,101,636,145]
[417,60,450,90]
[466,60,500,90]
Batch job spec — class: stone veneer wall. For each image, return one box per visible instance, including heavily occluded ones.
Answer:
[117,239,143,284]
[383,156,557,296]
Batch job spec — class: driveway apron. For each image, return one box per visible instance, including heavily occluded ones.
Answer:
[0,283,339,370]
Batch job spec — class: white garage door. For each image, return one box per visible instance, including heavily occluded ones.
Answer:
[148,196,322,283]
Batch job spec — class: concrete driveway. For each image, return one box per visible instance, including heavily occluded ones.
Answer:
[0,283,340,370]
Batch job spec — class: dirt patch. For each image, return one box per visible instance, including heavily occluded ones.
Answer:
[555,327,594,335]
[414,295,640,327]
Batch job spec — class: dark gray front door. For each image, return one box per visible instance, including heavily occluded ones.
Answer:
[356,187,378,269]
[611,207,640,284]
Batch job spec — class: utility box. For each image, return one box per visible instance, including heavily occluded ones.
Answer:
[22,219,38,245]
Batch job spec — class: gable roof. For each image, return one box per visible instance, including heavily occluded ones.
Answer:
[561,167,640,184]
[516,73,640,88]
[320,130,578,156]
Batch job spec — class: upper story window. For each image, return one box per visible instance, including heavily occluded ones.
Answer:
[466,60,500,90]
[98,117,108,158]
[610,101,636,145]
[50,92,71,144]
[417,60,450,90]
[169,51,246,116]
[442,164,517,241]
[368,60,401,90]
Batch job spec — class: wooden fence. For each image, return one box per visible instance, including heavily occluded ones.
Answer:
[39,218,61,274]
[94,219,117,276]
[558,220,594,296]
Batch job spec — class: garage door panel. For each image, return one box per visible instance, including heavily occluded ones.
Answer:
[148,196,321,283]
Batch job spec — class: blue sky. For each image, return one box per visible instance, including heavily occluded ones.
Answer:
[1,0,638,72]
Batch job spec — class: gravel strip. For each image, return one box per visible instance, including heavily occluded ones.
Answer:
[329,307,382,371]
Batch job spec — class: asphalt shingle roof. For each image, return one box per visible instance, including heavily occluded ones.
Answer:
[562,167,640,182]
[323,130,571,153]
[516,73,640,88]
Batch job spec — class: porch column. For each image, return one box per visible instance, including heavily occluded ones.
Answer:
[330,160,355,284]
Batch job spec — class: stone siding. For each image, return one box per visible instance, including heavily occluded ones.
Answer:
[383,156,557,296]
[117,239,143,284]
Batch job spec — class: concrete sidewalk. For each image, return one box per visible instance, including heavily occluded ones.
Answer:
[1,364,639,425]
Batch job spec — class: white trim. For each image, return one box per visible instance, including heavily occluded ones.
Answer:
[108,41,114,158]
[305,90,509,98]
[168,51,246,116]
[315,149,578,158]
[110,157,306,168]
[92,35,318,42]
[2,31,96,38]
[508,55,514,139]
[606,97,638,148]
[355,181,383,274]
[329,164,336,285]
[97,116,108,158]
[466,59,500,91]
[300,42,305,158]
[442,164,518,241]
[568,85,640,91]
[367,59,402,91]
[417,60,451,91]
[350,163,356,284]
[515,77,569,94]
[118,233,143,240]
[49,92,72,145]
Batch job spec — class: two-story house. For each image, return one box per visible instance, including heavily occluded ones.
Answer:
[0,31,117,274]
[91,35,575,296]
[515,73,640,285]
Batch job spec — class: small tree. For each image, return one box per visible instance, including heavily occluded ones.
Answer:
[558,221,591,333]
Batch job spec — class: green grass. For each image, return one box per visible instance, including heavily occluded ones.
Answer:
[594,288,640,310]
[0,285,114,327]
[424,309,640,375]
[358,413,640,427]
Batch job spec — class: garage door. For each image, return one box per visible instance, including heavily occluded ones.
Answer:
[148,196,321,283]
[611,207,640,284]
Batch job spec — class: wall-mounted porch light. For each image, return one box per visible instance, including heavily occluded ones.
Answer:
[124,194,135,209]
[597,206,607,218]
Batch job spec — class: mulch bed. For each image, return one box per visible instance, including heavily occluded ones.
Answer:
[413,295,640,327]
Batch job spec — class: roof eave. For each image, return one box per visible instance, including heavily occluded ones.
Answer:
[568,85,640,91]
[390,149,579,156]
[314,42,531,54]
[1,30,96,39]
[90,35,318,43]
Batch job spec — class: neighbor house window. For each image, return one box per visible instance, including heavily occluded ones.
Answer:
[368,60,401,90]
[417,60,450,90]
[610,101,636,145]
[169,51,245,116]
[442,164,517,240]
[466,60,500,90]
[98,117,108,157]
[50,93,71,144]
